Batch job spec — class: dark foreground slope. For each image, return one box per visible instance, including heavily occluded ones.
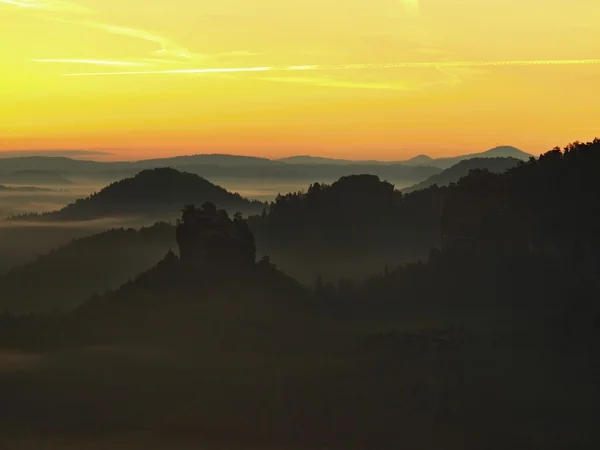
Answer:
[9,168,265,223]
[0,223,176,314]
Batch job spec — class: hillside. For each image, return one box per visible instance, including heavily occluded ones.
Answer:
[402,157,522,193]
[404,146,533,169]
[249,174,447,282]
[0,223,176,314]
[9,168,266,222]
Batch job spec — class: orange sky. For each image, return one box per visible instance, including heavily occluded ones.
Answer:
[1,0,599,160]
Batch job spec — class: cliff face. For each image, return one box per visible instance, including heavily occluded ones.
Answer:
[176,202,256,270]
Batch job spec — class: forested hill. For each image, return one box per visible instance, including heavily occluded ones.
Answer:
[9,168,266,222]
[402,157,522,193]
[249,174,448,282]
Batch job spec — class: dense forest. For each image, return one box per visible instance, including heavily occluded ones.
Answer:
[250,174,447,282]
[0,139,599,449]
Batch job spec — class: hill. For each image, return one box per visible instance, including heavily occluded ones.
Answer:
[405,154,435,165]
[404,146,533,169]
[402,157,522,193]
[249,174,447,282]
[133,153,276,168]
[9,168,266,222]
[0,223,176,314]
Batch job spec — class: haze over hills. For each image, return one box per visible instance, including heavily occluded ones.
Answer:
[8,168,266,223]
[0,146,531,184]
[402,157,523,193]
[0,170,74,186]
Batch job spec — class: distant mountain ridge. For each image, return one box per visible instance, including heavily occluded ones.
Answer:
[276,155,391,165]
[0,146,532,171]
[9,168,266,222]
[402,157,523,193]
[276,146,532,168]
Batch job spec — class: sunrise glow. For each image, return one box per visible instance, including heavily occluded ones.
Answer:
[1,0,599,160]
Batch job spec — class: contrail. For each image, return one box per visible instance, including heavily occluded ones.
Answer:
[59,58,600,77]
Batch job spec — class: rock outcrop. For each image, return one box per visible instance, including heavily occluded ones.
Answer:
[176,202,256,271]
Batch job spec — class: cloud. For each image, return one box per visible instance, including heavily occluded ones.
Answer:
[48,19,199,61]
[61,66,274,77]
[0,0,36,7]
[259,76,411,91]
[0,0,94,13]
[3,0,204,62]
[35,59,151,67]
[56,58,600,77]
[9,0,264,70]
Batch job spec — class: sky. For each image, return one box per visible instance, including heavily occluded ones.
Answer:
[1,0,599,161]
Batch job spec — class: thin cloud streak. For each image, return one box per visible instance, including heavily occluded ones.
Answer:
[7,0,261,66]
[0,0,94,13]
[259,76,411,91]
[59,58,600,77]
[0,0,36,7]
[3,0,201,61]
[35,59,151,67]
[63,66,274,76]
[60,19,197,60]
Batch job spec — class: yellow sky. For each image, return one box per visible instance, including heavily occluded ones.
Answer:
[1,0,599,160]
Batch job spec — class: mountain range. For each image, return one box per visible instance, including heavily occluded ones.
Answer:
[0,146,533,188]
